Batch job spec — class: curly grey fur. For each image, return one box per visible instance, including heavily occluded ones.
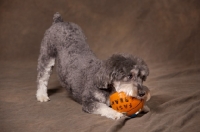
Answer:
[37,13,150,119]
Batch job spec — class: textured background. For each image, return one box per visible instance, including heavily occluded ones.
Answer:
[1,0,200,63]
[1,0,200,132]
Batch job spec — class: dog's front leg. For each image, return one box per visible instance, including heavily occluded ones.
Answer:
[83,102,124,120]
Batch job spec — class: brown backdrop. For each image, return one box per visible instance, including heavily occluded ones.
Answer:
[1,0,200,132]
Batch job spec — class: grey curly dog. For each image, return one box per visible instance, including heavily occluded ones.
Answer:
[36,13,151,120]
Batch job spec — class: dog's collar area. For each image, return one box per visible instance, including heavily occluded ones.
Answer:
[129,113,138,118]
[129,109,141,118]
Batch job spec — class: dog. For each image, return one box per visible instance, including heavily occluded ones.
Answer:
[36,13,151,120]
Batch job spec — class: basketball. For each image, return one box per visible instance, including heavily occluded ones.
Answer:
[110,92,144,117]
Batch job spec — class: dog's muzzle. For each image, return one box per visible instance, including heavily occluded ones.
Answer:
[137,85,146,97]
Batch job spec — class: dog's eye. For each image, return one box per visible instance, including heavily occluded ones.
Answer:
[127,74,133,80]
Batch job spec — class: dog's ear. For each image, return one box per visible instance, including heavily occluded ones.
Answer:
[95,54,134,89]
[95,66,112,89]
[95,60,117,89]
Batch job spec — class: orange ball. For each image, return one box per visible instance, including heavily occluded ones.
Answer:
[110,92,144,117]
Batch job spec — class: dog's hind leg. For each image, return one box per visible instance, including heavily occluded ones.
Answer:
[36,13,64,102]
[36,33,56,102]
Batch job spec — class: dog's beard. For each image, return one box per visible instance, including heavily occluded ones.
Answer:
[113,81,138,97]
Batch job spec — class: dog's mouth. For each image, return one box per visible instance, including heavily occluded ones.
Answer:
[137,85,146,98]
[114,81,141,98]
[134,85,151,101]
[113,81,147,100]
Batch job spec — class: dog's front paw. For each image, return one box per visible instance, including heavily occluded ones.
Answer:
[112,112,125,120]
[93,103,125,120]
[104,109,125,120]
[36,90,50,102]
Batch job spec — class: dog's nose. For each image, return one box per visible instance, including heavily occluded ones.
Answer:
[138,85,146,97]
[138,91,146,97]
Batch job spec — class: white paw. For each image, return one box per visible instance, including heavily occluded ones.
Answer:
[101,109,125,120]
[36,94,50,102]
[112,111,125,120]
[94,103,125,120]
[36,89,50,102]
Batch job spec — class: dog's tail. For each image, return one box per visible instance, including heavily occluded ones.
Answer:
[53,12,63,24]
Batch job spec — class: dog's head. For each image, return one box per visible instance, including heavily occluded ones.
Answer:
[96,54,150,101]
